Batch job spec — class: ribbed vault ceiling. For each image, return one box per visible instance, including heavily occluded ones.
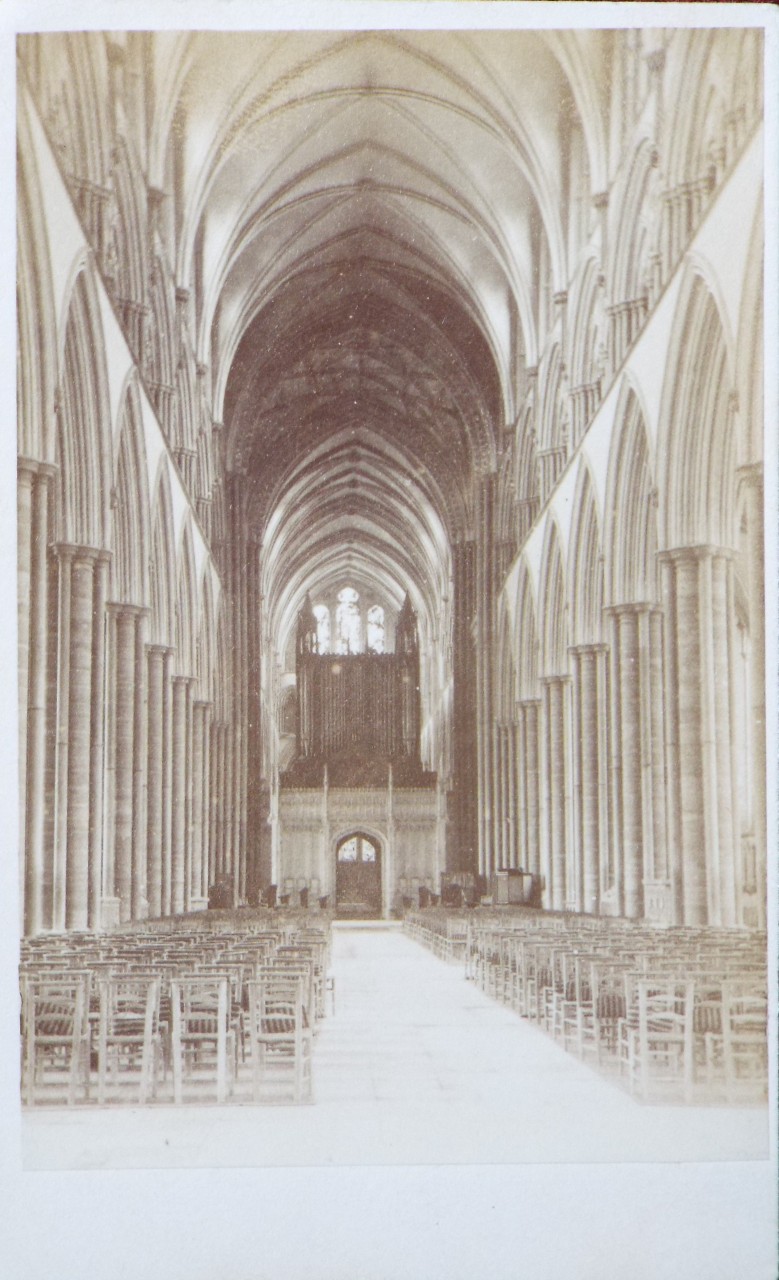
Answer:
[147,29,606,651]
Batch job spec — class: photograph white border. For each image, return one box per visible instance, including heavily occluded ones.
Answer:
[2,4,776,1277]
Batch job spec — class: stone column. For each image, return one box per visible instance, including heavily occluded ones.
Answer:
[542,677,568,910]
[62,548,102,930]
[145,645,170,919]
[101,606,118,924]
[52,546,73,931]
[190,700,210,910]
[87,554,109,928]
[571,644,606,915]
[712,553,737,925]
[184,687,195,913]
[660,548,739,926]
[737,464,765,926]
[161,649,174,916]
[519,700,540,877]
[211,722,224,882]
[506,721,518,869]
[110,604,138,923]
[612,607,645,918]
[22,462,56,935]
[18,460,35,882]
[675,551,711,924]
[224,724,235,890]
[131,609,149,920]
[660,555,683,923]
[494,725,506,870]
[201,711,212,899]
[171,675,194,915]
[648,609,668,885]
[475,475,496,880]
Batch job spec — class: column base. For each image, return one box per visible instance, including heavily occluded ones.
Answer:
[739,891,761,930]
[100,896,121,929]
[598,888,620,917]
[644,880,673,925]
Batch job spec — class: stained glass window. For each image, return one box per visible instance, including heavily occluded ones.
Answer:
[313,604,330,654]
[335,587,361,654]
[366,604,385,653]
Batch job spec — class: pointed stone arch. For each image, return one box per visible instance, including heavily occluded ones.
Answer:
[515,562,539,703]
[175,516,198,677]
[111,378,151,606]
[55,266,111,548]
[659,271,734,552]
[495,605,517,724]
[605,381,657,606]
[196,565,219,706]
[109,135,150,363]
[514,409,539,545]
[537,520,570,909]
[538,520,569,678]
[610,138,659,310]
[567,256,606,446]
[569,461,603,645]
[17,116,58,464]
[147,257,177,432]
[149,460,177,647]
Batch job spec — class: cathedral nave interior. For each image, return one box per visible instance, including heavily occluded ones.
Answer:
[14,18,770,1227]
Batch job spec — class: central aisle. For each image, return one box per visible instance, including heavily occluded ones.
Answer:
[22,924,767,1170]
[311,924,767,1164]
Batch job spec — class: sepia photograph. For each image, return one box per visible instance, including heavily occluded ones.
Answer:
[4,2,777,1277]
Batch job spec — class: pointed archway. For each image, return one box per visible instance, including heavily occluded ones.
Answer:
[335,832,383,919]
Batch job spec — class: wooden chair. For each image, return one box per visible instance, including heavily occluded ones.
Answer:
[96,976,163,1105]
[619,978,695,1102]
[21,975,91,1106]
[720,979,767,1103]
[170,975,237,1104]
[246,972,313,1103]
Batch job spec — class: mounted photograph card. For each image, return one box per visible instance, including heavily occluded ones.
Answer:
[3,2,777,1278]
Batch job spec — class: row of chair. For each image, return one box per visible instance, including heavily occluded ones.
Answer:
[405,908,767,1105]
[20,912,333,1107]
[404,911,470,963]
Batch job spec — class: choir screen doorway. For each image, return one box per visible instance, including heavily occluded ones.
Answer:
[335,833,382,919]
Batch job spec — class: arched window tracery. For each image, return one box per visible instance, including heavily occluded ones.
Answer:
[335,587,361,654]
[313,604,330,654]
[366,605,385,654]
[310,588,392,655]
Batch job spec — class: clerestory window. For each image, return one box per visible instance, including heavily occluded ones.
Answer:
[335,587,361,654]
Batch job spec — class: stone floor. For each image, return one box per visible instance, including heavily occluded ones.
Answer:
[21,922,768,1170]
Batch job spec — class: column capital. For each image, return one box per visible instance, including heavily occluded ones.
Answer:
[658,544,736,565]
[540,673,572,686]
[18,456,58,480]
[518,697,542,709]
[193,698,213,711]
[52,542,110,565]
[603,601,657,617]
[736,462,763,490]
[147,642,174,657]
[569,642,609,655]
[172,673,196,688]
[106,600,149,618]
